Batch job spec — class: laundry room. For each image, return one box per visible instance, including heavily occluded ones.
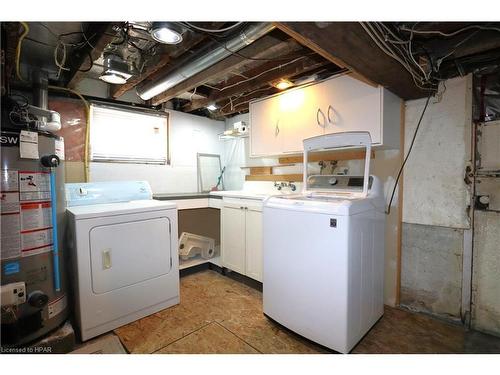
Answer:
[1,2,500,373]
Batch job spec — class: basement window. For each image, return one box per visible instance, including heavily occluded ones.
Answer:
[90,104,169,164]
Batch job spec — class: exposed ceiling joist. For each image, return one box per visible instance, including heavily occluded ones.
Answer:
[184,55,329,112]
[218,87,278,116]
[274,22,427,99]
[67,23,116,89]
[149,36,301,106]
[110,32,208,99]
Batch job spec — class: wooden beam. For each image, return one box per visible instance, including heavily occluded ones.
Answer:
[245,174,302,182]
[278,149,375,164]
[184,55,328,112]
[67,23,115,89]
[149,36,301,106]
[274,22,426,100]
[110,32,207,98]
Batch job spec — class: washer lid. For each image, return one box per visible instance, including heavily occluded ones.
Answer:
[264,193,374,215]
[67,199,176,220]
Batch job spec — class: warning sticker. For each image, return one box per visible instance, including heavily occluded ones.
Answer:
[55,138,65,161]
[1,170,19,192]
[19,172,50,192]
[48,295,67,319]
[20,191,51,201]
[20,202,52,232]
[21,228,53,252]
[1,192,20,214]
[19,130,39,159]
[1,213,21,259]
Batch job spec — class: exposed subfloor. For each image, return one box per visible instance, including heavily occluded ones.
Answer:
[113,269,500,354]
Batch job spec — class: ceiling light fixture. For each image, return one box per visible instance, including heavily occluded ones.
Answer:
[150,22,183,44]
[99,54,132,85]
[206,104,218,111]
[275,79,294,90]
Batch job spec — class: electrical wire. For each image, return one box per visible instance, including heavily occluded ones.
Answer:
[385,92,432,215]
[15,22,30,81]
[399,24,500,37]
[181,22,244,33]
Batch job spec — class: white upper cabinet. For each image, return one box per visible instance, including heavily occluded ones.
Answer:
[249,74,401,157]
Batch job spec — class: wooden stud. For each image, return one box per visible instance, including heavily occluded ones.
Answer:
[278,149,375,164]
[150,36,301,106]
[184,55,328,112]
[395,99,405,306]
[245,174,303,182]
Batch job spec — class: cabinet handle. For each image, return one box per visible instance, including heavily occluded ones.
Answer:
[316,108,326,128]
[327,105,335,124]
[275,120,280,137]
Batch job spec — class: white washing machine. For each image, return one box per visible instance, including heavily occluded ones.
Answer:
[263,132,386,353]
[65,181,179,341]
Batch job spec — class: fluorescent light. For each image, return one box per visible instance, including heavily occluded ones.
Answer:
[206,104,218,111]
[150,22,183,44]
[275,79,294,90]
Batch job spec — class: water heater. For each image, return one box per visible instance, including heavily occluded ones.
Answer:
[1,78,69,346]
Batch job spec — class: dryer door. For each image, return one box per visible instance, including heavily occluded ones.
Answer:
[89,216,172,294]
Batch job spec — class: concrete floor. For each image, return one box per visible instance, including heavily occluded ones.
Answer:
[113,269,500,354]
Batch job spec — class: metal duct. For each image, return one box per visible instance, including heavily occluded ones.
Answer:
[136,22,276,101]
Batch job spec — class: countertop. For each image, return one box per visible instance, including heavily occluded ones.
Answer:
[153,192,222,200]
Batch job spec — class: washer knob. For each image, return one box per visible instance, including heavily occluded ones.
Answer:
[328,177,338,186]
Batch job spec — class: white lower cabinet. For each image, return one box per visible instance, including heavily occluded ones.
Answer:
[221,198,263,282]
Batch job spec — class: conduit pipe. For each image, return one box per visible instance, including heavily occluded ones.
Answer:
[136,22,275,101]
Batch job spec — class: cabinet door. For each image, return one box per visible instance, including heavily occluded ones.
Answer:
[245,208,263,282]
[249,95,284,156]
[221,205,246,274]
[321,75,382,144]
[282,83,326,153]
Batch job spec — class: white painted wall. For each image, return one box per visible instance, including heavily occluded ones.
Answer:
[90,110,225,193]
[403,76,472,229]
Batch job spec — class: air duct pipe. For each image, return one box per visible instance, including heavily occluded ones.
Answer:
[136,22,275,101]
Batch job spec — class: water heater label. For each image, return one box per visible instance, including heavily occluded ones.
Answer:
[20,202,52,232]
[1,192,20,214]
[21,228,53,256]
[0,213,21,259]
[1,170,19,191]
[19,172,51,202]
[19,130,39,159]
[48,295,67,319]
